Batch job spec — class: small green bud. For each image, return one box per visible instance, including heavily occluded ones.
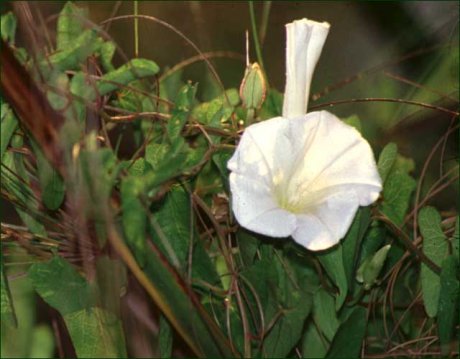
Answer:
[239,63,266,110]
[356,244,391,290]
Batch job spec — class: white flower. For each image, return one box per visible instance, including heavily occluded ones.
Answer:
[227,19,382,251]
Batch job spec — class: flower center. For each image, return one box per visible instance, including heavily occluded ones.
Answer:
[274,180,313,214]
[273,168,330,215]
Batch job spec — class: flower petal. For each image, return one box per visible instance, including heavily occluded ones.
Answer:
[229,173,297,237]
[285,111,382,208]
[282,19,330,118]
[292,191,360,251]
[227,116,295,189]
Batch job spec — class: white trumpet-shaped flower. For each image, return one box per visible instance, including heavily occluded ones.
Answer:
[227,18,382,251]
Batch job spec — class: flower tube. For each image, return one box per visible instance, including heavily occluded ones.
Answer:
[283,19,330,118]
[228,18,382,251]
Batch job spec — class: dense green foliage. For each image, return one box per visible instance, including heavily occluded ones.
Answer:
[1,3,458,358]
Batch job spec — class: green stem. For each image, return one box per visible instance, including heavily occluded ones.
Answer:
[248,2,265,72]
[246,107,255,125]
[259,1,272,47]
[134,1,139,57]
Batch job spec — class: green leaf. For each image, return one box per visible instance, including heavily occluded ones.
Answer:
[262,262,313,358]
[99,41,116,72]
[46,72,70,112]
[437,255,459,355]
[1,274,36,358]
[1,150,46,236]
[214,254,231,291]
[127,158,148,176]
[142,249,235,357]
[452,217,459,261]
[143,141,188,192]
[0,103,18,160]
[326,307,367,358]
[1,257,16,327]
[56,2,88,50]
[1,12,16,44]
[377,143,398,184]
[167,84,197,141]
[356,244,391,290]
[190,239,221,290]
[381,167,416,226]
[318,246,348,310]
[151,186,191,267]
[341,208,371,287]
[342,114,362,133]
[302,320,328,358]
[242,257,279,329]
[121,177,147,267]
[174,82,197,111]
[419,206,449,317]
[29,325,55,359]
[28,256,127,358]
[158,314,173,358]
[160,68,185,102]
[64,307,126,358]
[28,256,93,315]
[69,72,93,126]
[312,289,340,341]
[357,224,385,265]
[212,148,232,182]
[166,111,188,142]
[192,89,238,126]
[47,29,103,72]
[237,229,260,267]
[97,58,160,96]
[394,154,415,174]
[31,141,65,210]
[145,143,169,169]
[78,144,120,223]
[259,89,283,119]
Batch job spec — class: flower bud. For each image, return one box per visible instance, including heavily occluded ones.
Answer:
[239,62,266,110]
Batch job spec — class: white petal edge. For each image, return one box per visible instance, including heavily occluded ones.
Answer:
[292,191,360,251]
[229,172,297,237]
[227,116,295,189]
[284,111,382,208]
[282,19,330,118]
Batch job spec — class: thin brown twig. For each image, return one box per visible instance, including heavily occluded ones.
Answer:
[311,44,449,101]
[439,116,457,178]
[108,112,171,122]
[410,120,459,240]
[403,123,459,227]
[309,97,459,117]
[383,71,458,102]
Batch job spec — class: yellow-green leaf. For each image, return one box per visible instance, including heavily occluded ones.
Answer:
[97,58,160,96]
[64,307,126,358]
[56,2,88,50]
